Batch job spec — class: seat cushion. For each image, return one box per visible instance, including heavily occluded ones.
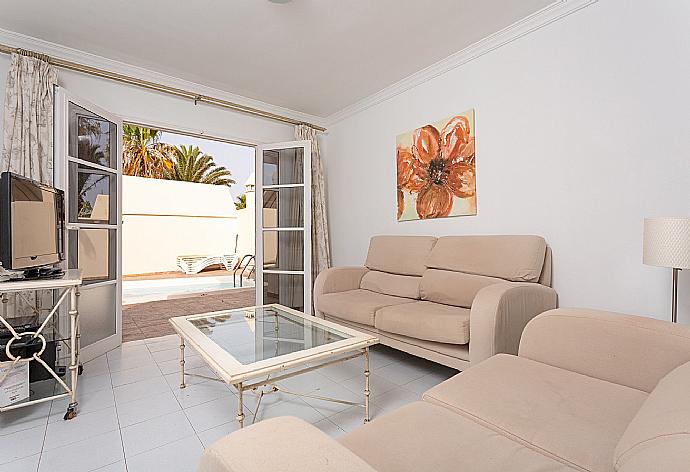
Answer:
[340,401,576,472]
[360,270,420,299]
[315,289,415,326]
[375,301,470,344]
[426,235,547,282]
[420,269,506,308]
[365,235,437,276]
[423,354,648,472]
[614,361,690,472]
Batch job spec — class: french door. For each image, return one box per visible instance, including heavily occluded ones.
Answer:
[255,141,312,313]
[54,87,123,361]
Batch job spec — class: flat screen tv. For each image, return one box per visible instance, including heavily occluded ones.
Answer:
[0,172,65,270]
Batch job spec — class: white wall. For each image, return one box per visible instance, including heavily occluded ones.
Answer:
[122,176,238,275]
[323,0,690,323]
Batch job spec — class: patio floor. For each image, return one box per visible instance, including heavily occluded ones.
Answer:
[123,288,256,343]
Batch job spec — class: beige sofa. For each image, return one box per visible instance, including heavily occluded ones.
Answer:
[314,235,557,369]
[198,308,690,472]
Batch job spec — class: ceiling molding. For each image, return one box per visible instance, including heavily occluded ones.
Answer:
[325,0,598,126]
[0,27,326,129]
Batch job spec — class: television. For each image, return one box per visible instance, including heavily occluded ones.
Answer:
[0,172,65,270]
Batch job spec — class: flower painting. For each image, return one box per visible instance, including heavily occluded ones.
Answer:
[396,109,476,221]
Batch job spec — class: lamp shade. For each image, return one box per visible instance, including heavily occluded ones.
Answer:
[643,217,690,269]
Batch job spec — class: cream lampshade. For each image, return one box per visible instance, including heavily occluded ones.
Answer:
[643,217,690,323]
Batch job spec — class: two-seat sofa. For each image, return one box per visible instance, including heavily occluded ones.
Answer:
[198,309,690,472]
[314,234,557,369]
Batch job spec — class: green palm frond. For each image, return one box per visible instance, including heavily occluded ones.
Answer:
[164,145,235,187]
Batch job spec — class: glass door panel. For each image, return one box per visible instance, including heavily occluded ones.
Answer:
[256,141,311,313]
[55,87,122,361]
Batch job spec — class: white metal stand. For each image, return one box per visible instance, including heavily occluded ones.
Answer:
[0,269,82,420]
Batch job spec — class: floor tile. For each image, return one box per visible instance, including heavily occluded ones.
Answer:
[150,347,187,364]
[38,430,124,472]
[402,370,456,396]
[196,421,240,448]
[49,386,115,423]
[329,404,381,433]
[43,406,119,451]
[0,454,40,472]
[0,425,46,465]
[110,363,163,388]
[302,381,363,417]
[173,380,230,409]
[374,360,429,385]
[77,372,113,395]
[121,410,195,457]
[113,376,171,405]
[81,356,110,377]
[372,387,418,415]
[275,369,332,393]
[116,390,182,428]
[158,355,207,375]
[126,435,204,472]
[313,418,345,437]
[340,372,399,398]
[0,401,50,436]
[107,350,156,374]
[164,365,217,389]
[92,461,126,472]
[257,397,325,425]
[183,396,250,433]
[318,358,365,383]
[145,336,180,353]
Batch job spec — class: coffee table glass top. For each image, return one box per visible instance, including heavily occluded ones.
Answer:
[187,305,350,365]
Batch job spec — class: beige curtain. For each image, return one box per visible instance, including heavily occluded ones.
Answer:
[2,52,57,185]
[1,52,57,317]
[295,124,331,284]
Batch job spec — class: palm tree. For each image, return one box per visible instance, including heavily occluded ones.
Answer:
[165,145,235,186]
[122,125,175,178]
[235,194,247,210]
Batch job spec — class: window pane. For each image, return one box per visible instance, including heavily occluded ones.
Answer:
[263,148,304,185]
[68,162,116,224]
[263,230,303,271]
[68,228,116,284]
[263,273,304,311]
[69,102,117,169]
[262,187,303,228]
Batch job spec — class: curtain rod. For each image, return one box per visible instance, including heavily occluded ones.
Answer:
[0,44,326,132]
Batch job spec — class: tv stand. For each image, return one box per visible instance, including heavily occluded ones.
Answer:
[0,269,82,420]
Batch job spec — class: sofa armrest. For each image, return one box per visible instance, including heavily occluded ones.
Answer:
[518,308,690,392]
[469,283,557,365]
[197,417,377,472]
[314,267,370,317]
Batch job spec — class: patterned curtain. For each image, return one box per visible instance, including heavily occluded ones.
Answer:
[1,52,57,317]
[295,124,331,285]
[2,52,57,184]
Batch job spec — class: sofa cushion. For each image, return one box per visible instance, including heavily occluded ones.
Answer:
[365,235,437,276]
[420,269,506,308]
[315,289,415,326]
[614,361,690,472]
[426,235,547,282]
[360,270,420,299]
[375,301,470,344]
[340,401,576,472]
[423,354,648,472]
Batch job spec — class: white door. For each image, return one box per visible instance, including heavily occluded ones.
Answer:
[54,87,123,361]
[255,141,312,313]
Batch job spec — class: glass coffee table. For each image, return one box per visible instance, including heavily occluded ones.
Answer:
[169,304,378,428]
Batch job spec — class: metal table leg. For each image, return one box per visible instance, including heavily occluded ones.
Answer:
[364,347,370,423]
[64,286,79,420]
[236,382,245,428]
[179,337,186,389]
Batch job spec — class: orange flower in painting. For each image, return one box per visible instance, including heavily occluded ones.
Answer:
[406,115,475,219]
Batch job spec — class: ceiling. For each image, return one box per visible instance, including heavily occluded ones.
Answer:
[0,0,554,118]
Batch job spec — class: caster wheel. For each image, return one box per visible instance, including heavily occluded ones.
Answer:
[64,409,77,420]
[78,365,84,375]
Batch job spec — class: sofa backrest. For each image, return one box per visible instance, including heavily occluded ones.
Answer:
[613,361,690,471]
[361,235,437,299]
[426,235,547,282]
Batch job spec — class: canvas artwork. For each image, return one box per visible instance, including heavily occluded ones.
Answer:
[396,109,476,221]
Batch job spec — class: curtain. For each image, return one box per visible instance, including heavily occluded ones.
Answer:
[1,52,57,317]
[2,52,57,185]
[295,124,331,285]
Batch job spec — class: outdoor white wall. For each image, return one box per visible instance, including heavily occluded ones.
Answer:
[323,0,690,323]
[122,176,238,275]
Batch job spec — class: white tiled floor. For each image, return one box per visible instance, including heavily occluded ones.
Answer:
[0,334,457,472]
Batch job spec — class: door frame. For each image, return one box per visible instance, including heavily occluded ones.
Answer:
[54,86,123,362]
[255,140,312,313]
